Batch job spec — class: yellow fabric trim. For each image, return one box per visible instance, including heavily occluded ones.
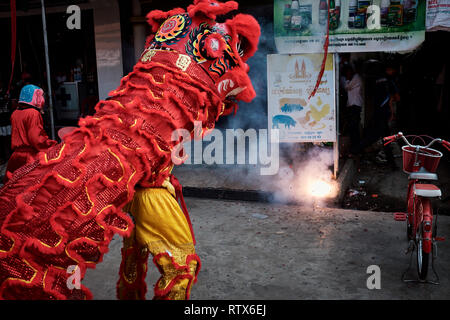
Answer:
[148,240,195,266]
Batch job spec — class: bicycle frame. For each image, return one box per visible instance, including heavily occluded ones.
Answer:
[406,178,433,254]
[384,132,450,282]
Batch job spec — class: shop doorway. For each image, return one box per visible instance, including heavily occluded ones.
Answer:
[0,8,99,131]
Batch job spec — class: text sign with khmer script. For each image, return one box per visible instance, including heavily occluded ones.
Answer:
[274,0,426,53]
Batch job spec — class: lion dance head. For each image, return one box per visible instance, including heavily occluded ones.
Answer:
[144,0,261,115]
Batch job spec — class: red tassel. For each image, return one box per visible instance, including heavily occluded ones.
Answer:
[169,174,196,245]
[308,0,330,100]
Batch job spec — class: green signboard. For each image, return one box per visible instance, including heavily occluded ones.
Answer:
[274,0,426,53]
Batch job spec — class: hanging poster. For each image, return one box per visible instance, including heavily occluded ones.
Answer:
[274,0,426,53]
[426,0,450,31]
[267,54,336,143]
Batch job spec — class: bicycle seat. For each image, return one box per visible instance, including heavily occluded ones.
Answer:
[408,167,438,181]
[413,184,441,198]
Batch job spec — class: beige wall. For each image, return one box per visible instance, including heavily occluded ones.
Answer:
[91,0,124,99]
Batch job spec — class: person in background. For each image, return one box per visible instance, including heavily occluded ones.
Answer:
[343,65,363,156]
[359,62,400,169]
[55,71,67,86]
[4,84,56,183]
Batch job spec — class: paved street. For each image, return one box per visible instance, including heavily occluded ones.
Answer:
[84,198,450,300]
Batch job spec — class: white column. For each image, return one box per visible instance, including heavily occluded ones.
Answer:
[92,0,124,100]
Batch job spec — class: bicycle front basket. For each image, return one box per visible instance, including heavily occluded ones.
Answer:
[402,145,442,173]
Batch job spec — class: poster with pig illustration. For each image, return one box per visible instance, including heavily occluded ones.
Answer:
[267,53,336,143]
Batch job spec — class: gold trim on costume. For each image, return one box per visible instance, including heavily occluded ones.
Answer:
[146,240,195,267]
[44,144,66,163]
[4,259,38,285]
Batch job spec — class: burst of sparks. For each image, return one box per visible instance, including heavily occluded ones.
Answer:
[309,180,333,198]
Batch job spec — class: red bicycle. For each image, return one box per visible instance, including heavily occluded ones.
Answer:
[384,132,450,283]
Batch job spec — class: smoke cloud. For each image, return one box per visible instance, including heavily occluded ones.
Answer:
[271,145,338,205]
[175,4,339,205]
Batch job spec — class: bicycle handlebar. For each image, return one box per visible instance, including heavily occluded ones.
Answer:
[383,134,398,142]
[383,132,447,150]
[383,132,402,146]
[442,140,450,151]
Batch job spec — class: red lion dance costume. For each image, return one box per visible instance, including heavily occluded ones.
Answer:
[0,0,260,300]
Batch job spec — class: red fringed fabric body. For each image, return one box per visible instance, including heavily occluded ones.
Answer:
[0,0,262,299]
[0,50,223,300]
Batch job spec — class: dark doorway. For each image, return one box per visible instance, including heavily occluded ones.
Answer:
[0,8,99,130]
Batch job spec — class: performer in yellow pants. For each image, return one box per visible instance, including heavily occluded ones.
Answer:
[117,176,200,300]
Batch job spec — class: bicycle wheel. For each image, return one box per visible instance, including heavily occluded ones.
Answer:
[406,184,415,240]
[416,231,429,281]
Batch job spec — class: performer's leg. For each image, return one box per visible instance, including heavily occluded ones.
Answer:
[131,187,201,300]
[116,229,150,300]
[149,242,200,300]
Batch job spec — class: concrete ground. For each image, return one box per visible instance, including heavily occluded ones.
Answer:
[84,198,450,300]
[2,144,449,300]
